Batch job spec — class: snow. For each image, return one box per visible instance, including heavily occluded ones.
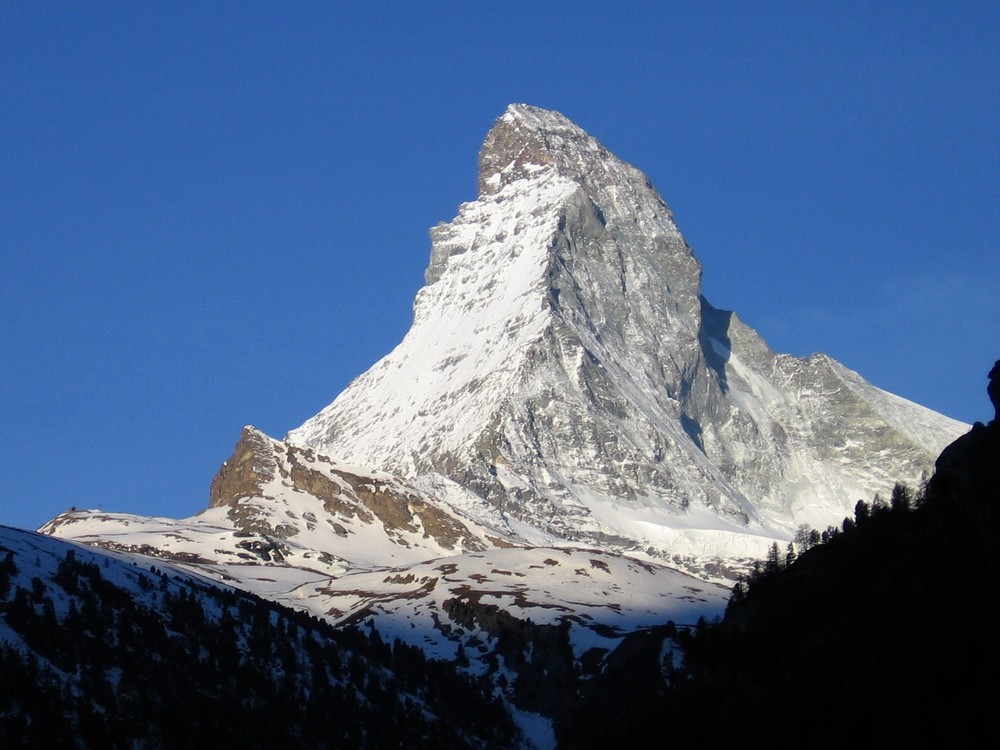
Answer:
[830,356,968,455]
[510,708,556,750]
[291,170,580,477]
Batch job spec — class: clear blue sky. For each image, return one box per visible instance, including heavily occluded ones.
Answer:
[3,2,998,531]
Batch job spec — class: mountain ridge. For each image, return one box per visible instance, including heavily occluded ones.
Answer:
[289,104,966,556]
[40,104,967,576]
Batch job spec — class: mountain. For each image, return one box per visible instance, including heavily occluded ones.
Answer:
[290,103,966,562]
[41,102,967,608]
[29,104,973,747]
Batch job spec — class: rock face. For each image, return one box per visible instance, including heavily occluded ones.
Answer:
[42,426,495,585]
[208,425,279,510]
[290,104,967,558]
[207,426,489,551]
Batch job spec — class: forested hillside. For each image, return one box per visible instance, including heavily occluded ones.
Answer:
[0,532,516,749]
[559,407,1000,747]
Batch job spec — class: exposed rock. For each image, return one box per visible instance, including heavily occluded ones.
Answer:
[208,426,279,508]
[287,460,374,522]
[207,425,486,552]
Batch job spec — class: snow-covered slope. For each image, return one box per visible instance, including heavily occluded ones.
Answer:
[40,427,728,750]
[290,104,967,559]
[42,427,728,677]
[0,524,526,748]
[299,546,728,660]
[0,524,210,653]
[41,426,498,593]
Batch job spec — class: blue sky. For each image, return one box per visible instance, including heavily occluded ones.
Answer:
[3,2,998,530]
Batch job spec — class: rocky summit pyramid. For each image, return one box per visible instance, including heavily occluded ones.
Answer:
[289,104,967,560]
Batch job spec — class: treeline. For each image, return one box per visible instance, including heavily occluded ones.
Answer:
[0,545,516,749]
[731,481,921,604]
[559,447,1000,747]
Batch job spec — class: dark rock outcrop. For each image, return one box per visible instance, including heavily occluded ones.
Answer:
[926,360,1000,505]
[989,359,999,424]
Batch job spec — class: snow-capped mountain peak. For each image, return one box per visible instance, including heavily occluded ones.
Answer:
[477,104,627,195]
[33,105,973,744]
[289,105,966,563]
